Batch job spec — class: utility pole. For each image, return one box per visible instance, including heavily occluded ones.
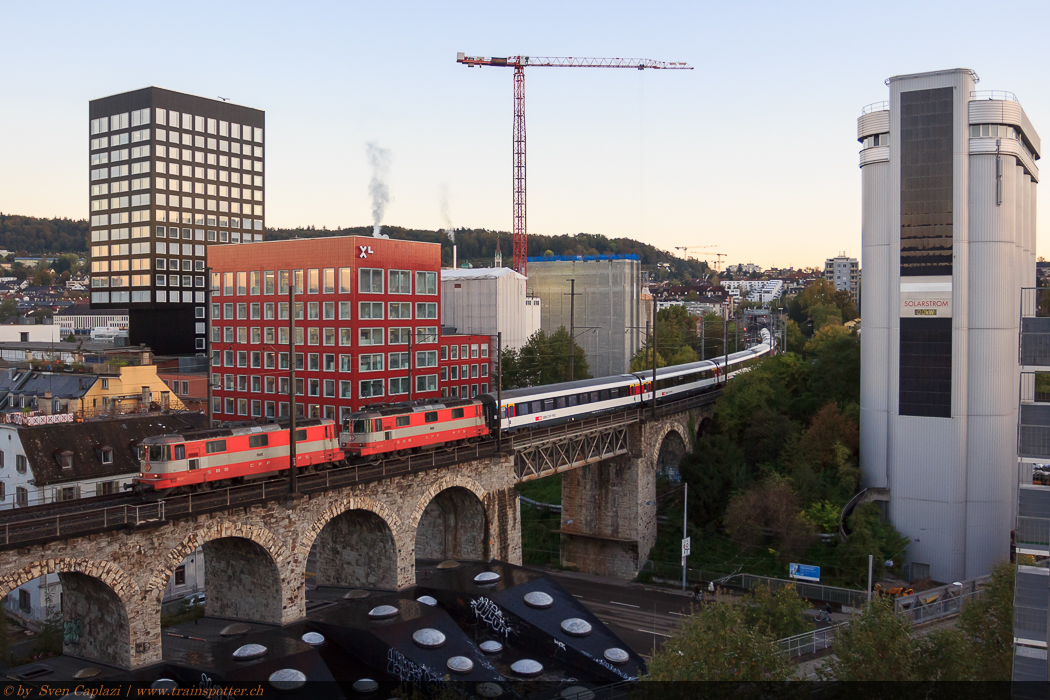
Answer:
[496,332,502,453]
[206,266,214,427]
[722,308,728,387]
[651,293,658,418]
[867,554,874,602]
[288,283,297,496]
[408,331,413,401]
[566,279,576,382]
[682,482,688,590]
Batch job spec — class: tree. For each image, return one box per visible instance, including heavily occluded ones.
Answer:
[956,560,1015,680]
[724,477,814,563]
[0,299,16,321]
[645,597,795,681]
[501,328,590,389]
[841,503,910,582]
[820,596,922,681]
[680,433,749,526]
[788,403,860,507]
[743,583,810,639]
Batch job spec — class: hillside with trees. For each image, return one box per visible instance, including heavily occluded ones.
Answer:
[0,214,89,254]
[0,214,709,282]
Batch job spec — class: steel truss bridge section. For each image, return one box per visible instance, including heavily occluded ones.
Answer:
[514,421,631,482]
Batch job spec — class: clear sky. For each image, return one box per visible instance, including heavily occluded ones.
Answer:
[2,0,1050,269]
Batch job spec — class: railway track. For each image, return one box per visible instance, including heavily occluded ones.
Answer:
[0,387,723,551]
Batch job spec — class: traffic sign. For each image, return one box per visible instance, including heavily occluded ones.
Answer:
[681,537,691,557]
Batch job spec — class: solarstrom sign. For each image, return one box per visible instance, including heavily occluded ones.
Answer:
[900,277,952,318]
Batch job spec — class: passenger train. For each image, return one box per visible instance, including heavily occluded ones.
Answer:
[131,328,772,495]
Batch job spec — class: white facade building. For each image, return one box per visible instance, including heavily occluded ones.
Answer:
[719,280,784,303]
[440,268,540,352]
[55,306,129,335]
[858,69,1039,582]
[0,325,64,344]
[824,255,860,301]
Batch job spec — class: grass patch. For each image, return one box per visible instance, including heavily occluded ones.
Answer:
[161,606,205,629]
[515,473,561,504]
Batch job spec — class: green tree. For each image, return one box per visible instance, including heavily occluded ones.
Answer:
[842,503,910,582]
[645,598,795,681]
[743,583,811,639]
[820,596,920,681]
[785,319,805,354]
[956,560,1015,680]
[680,433,749,526]
[788,402,860,507]
[0,299,16,321]
[504,328,590,389]
[805,324,861,412]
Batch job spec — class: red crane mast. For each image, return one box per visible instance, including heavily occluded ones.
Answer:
[457,53,693,276]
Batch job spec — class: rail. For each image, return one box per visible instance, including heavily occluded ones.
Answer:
[971,90,1018,103]
[0,372,730,549]
[861,101,889,114]
[779,621,849,657]
[0,442,497,550]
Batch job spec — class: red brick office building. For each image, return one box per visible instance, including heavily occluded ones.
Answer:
[207,236,490,424]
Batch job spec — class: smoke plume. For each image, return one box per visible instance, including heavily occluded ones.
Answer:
[439,184,454,243]
[366,142,391,238]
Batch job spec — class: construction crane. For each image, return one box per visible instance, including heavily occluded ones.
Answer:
[457,53,693,275]
[674,245,718,259]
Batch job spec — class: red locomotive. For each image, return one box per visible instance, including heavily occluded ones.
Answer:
[340,397,494,458]
[133,419,341,495]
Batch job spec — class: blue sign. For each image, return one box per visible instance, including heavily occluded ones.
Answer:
[789,563,820,582]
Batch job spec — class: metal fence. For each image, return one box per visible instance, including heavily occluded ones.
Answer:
[779,621,849,657]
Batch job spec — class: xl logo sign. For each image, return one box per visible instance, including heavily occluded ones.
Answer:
[359,245,375,258]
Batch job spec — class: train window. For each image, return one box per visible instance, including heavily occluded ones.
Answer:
[248,434,268,448]
[451,408,465,419]
[205,439,226,454]
[396,415,410,427]
[516,403,529,416]
[295,429,307,442]
[531,401,541,414]
[600,390,611,401]
[174,445,185,460]
[148,444,168,462]
[591,392,600,403]
[543,399,554,411]
[578,393,589,405]
[568,395,577,407]
[425,411,438,423]
[556,397,566,409]
[373,419,382,432]
[352,419,368,434]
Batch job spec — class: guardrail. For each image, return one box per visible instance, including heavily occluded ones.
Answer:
[779,621,848,657]
[0,442,497,550]
[862,101,889,114]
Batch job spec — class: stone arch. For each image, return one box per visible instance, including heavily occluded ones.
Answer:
[656,428,688,476]
[298,496,402,591]
[648,419,690,475]
[146,521,287,624]
[696,415,714,439]
[409,474,491,562]
[0,558,141,668]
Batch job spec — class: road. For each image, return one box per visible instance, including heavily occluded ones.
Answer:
[545,571,698,659]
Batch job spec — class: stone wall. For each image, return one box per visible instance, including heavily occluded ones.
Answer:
[416,487,487,561]
[202,537,283,623]
[60,572,130,668]
[0,453,521,669]
[315,509,397,588]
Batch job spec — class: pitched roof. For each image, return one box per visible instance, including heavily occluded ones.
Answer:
[19,412,209,486]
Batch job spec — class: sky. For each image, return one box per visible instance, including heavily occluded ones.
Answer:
[2,1,1050,269]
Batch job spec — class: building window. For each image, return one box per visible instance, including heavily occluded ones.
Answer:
[18,589,30,612]
[16,486,27,507]
[389,270,411,294]
[389,377,409,396]
[389,302,411,320]
[100,448,113,465]
[416,302,438,320]
[174,565,187,586]
[359,268,383,294]
[416,271,437,295]
[360,379,384,398]
[15,455,26,474]
[415,374,438,393]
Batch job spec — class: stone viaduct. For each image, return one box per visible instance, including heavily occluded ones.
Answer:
[0,406,711,669]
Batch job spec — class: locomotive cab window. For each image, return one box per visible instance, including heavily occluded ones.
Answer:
[451,408,465,419]
[425,411,438,423]
[248,434,268,448]
[396,415,410,427]
[148,444,169,461]
[173,445,185,460]
[295,429,307,442]
[373,419,382,432]
[352,419,368,434]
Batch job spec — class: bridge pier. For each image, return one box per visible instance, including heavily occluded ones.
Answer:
[557,410,708,579]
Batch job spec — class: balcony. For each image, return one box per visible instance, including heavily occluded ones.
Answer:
[1016,486,1050,555]
[1020,289,1050,368]
[1013,566,1048,646]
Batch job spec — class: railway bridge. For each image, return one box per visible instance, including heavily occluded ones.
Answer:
[0,395,715,669]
